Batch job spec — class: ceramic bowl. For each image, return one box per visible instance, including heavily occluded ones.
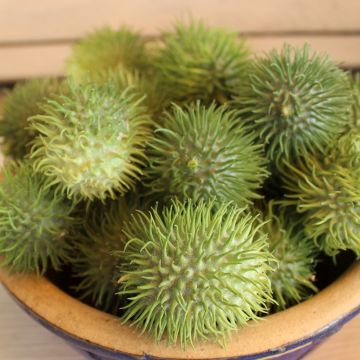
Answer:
[1,261,360,360]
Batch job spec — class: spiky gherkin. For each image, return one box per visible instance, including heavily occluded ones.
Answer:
[67,26,148,82]
[0,78,64,159]
[260,203,317,310]
[153,19,250,105]
[29,80,153,202]
[280,155,360,257]
[117,199,275,348]
[70,197,130,313]
[0,162,76,275]
[233,44,352,166]
[146,102,268,206]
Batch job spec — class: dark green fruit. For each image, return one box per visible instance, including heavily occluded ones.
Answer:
[262,203,317,310]
[70,197,130,313]
[146,102,268,206]
[0,78,64,159]
[233,44,352,166]
[0,162,75,275]
[117,199,275,347]
[154,19,250,105]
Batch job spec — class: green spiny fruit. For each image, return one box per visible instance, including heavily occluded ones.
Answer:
[0,78,64,159]
[67,26,148,82]
[117,199,275,348]
[29,80,153,202]
[154,19,250,105]
[261,203,317,310]
[70,197,130,313]
[280,156,360,257]
[0,161,76,275]
[146,102,269,206]
[233,44,352,166]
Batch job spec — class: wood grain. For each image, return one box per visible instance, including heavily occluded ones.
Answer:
[1,0,360,43]
[0,285,359,360]
[1,35,360,81]
[1,0,360,80]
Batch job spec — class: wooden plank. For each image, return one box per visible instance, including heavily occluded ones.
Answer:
[0,0,360,44]
[1,35,359,81]
[0,44,71,81]
[250,35,360,68]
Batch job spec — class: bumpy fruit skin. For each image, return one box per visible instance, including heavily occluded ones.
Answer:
[154,19,250,105]
[29,81,153,202]
[70,197,130,313]
[0,162,75,275]
[233,44,352,166]
[0,78,63,159]
[280,156,360,257]
[146,102,269,206]
[117,199,275,348]
[333,130,360,174]
[90,65,166,117]
[67,27,148,82]
[261,204,317,310]
[349,73,360,129]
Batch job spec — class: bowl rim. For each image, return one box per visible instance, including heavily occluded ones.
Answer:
[1,262,360,359]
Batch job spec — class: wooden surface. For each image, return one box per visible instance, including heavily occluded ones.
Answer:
[2,0,360,41]
[1,0,360,80]
[0,284,359,360]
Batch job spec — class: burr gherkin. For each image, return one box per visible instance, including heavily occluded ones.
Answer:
[0,162,76,275]
[117,199,275,348]
[30,80,153,202]
[233,44,352,167]
[154,19,250,105]
[146,102,269,206]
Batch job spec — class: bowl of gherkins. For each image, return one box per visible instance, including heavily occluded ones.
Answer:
[0,18,359,360]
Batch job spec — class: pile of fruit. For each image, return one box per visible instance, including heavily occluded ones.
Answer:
[0,19,359,348]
